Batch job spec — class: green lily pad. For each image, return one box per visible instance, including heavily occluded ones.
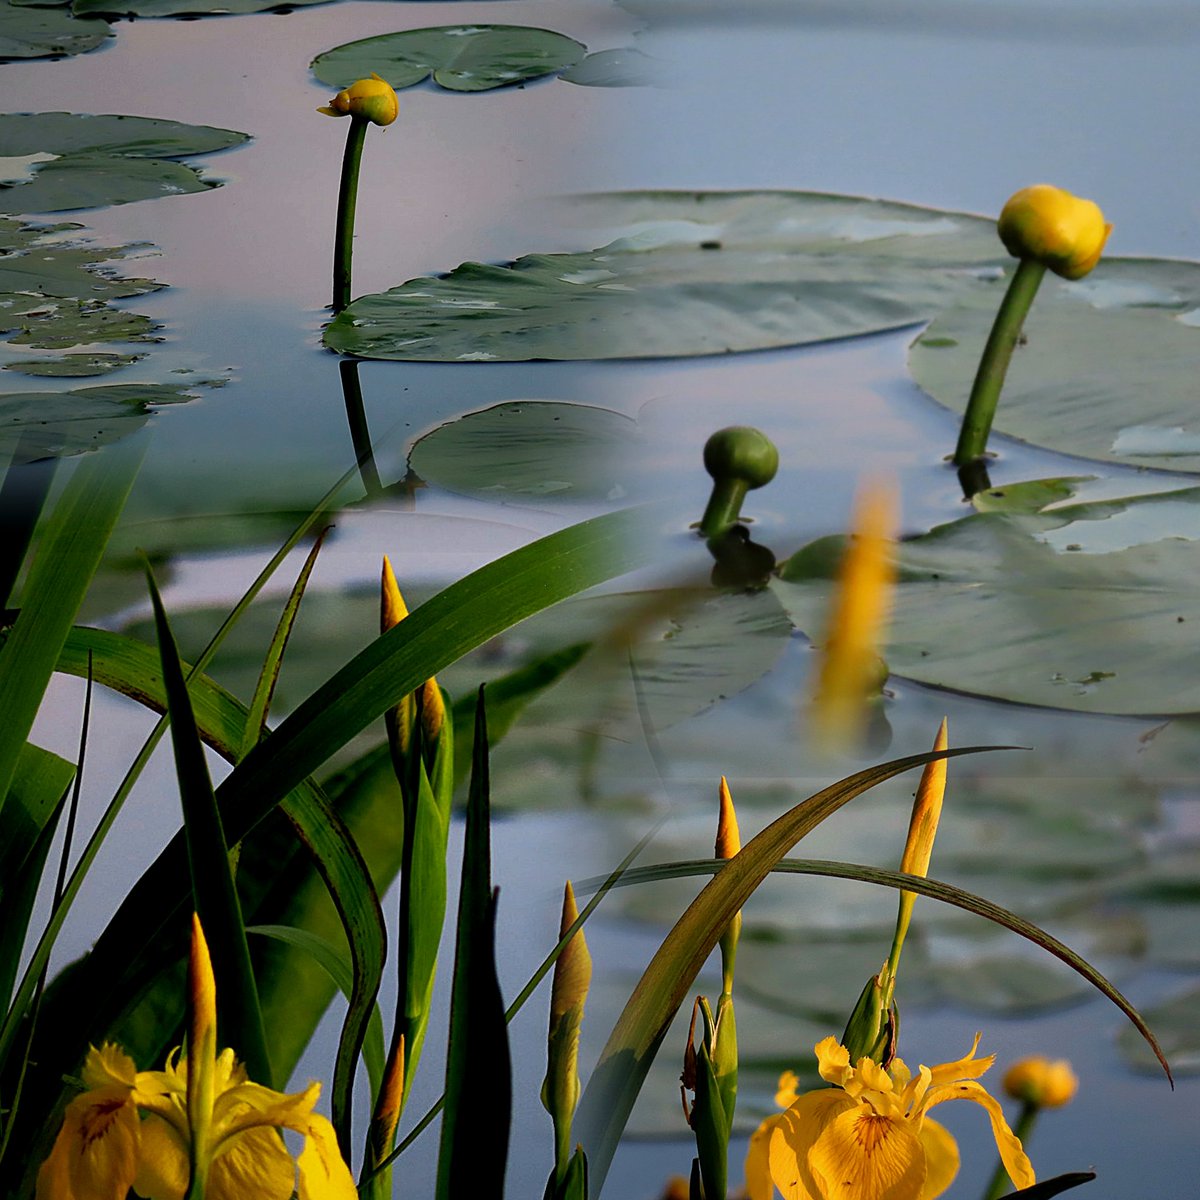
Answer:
[911,257,1200,473]
[311,26,587,93]
[0,113,249,215]
[773,487,1200,715]
[3,352,143,376]
[969,476,1093,515]
[0,383,192,462]
[72,0,329,16]
[0,2,111,60]
[324,191,1002,361]
[559,48,659,88]
[408,401,643,502]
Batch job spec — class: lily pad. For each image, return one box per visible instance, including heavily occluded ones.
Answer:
[773,487,1200,715]
[0,113,249,215]
[911,257,1200,473]
[72,0,329,16]
[408,401,643,502]
[324,191,1002,361]
[3,352,143,376]
[0,2,111,60]
[559,48,659,88]
[0,382,192,462]
[311,26,587,93]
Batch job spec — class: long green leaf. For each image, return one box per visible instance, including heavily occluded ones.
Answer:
[574,746,1003,1194]
[0,443,140,815]
[436,690,511,1200]
[587,857,1169,1079]
[147,567,270,1085]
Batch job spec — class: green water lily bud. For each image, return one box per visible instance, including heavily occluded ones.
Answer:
[698,426,779,540]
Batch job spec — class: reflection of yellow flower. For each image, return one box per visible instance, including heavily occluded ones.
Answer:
[997,184,1111,280]
[746,1036,1033,1200]
[37,916,356,1200]
[319,72,399,126]
[1003,1057,1078,1109]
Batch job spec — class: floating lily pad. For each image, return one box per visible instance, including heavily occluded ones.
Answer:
[969,476,1093,515]
[324,191,1002,361]
[72,0,329,16]
[559,47,659,88]
[773,487,1200,715]
[0,382,192,462]
[0,2,111,60]
[408,401,643,502]
[0,113,249,215]
[911,257,1200,473]
[311,26,587,93]
[3,352,143,376]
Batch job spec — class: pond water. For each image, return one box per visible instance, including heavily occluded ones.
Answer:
[6,2,1200,1198]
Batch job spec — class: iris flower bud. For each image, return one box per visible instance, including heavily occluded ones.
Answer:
[319,72,399,127]
[997,184,1111,280]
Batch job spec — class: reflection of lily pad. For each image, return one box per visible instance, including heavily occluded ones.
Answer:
[72,0,328,16]
[0,383,192,462]
[0,114,249,215]
[911,258,1200,473]
[324,191,1002,361]
[312,26,587,93]
[0,2,111,60]
[409,401,642,502]
[773,488,1200,715]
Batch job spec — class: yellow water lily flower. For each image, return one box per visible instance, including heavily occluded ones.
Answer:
[747,1035,1033,1200]
[319,72,399,126]
[997,184,1111,280]
[1003,1056,1078,1109]
[37,916,356,1200]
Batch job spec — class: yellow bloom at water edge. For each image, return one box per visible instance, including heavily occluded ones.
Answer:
[37,916,356,1200]
[319,72,399,126]
[747,1035,1033,1200]
[1003,1056,1078,1110]
[997,184,1111,280]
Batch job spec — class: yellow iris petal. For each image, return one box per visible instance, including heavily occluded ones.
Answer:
[746,1113,783,1200]
[36,1085,140,1200]
[808,1106,927,1200]
[914,1118,958,1200]
[132,1115,190,1200]
[769,1089,859,1200]
[210,1127,297,1200]
[296,1112,360,1200]
[922,1079,1034,1191]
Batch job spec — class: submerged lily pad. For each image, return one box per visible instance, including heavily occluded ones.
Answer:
[0,113,248,215]
[312,26,587,93]
[324,191,1001,361]
[4,352,143,376]
[773,487,1200,715]
[0,382,192,462]
[911,257,1200,473]
[559,48,659,88]
[1118,985,1200,1075]
[0,2,111,60]
[408,401,643,502]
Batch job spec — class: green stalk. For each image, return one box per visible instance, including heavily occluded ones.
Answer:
[953,258,1047,466]
[333,117,369,313]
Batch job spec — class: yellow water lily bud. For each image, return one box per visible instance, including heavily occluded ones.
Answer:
[1003,1056,1079,1108]
[319,72,399,127]
[997,184,1111,280]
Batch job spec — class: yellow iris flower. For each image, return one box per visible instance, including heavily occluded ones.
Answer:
[746,1036,1034,1200]
[37,916,356,1200]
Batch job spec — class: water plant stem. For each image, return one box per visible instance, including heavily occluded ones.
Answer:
[332,117,369,313]
[953,258,1047,466]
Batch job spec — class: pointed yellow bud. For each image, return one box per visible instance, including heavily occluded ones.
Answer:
[811,478,897,749]
[715,776,741,860]
[900,717,948,879]
[187,913,218,1171]
[319,73,399,127]
[381,556,445,749]
[998,184,1111,280]
[371,1033,405,1168]
[381,555,409,633]
[550,882,591,1025]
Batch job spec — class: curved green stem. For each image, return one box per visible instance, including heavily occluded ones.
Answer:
[333,117,369,313]
[953,258,1047,466]
[699,480,750,540]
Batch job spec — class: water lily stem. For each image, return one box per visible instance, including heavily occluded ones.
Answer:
[333,116,369,313]
[953,258,1047,466]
